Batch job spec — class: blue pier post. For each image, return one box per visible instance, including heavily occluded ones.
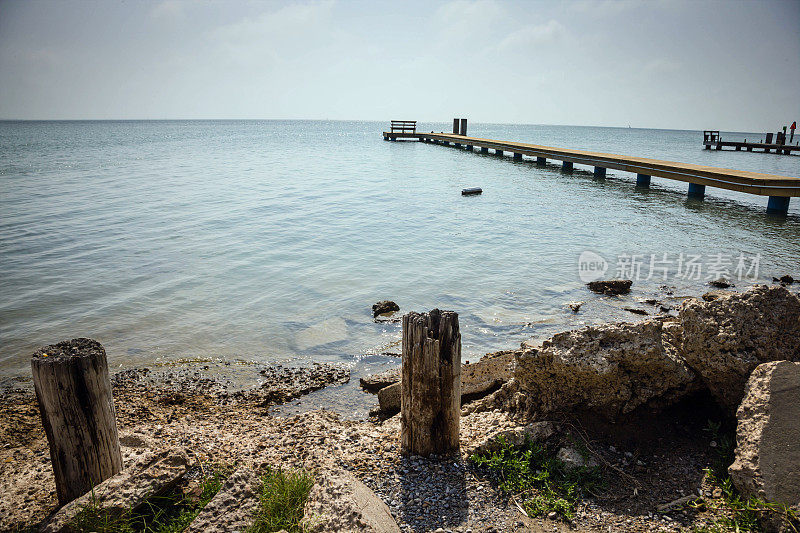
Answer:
[481,147,489,154]
[688,183,705,198]
[513,152,523,160]
[496,149,504,156]
[594,167,606,178]
[466,145,472,151]
[636,174,651,187]
[455,143,461,148]
[562,161,573,172]
[536,157,546,165]
[766,196,790,215]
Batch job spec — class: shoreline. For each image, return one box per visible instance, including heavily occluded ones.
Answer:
[2,281,798,532]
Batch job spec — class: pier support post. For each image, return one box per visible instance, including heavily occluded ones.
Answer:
[481,147,489,154]
[766,196,790,215]
[495,149,503,156]
[536,157,546,165]
[401,309,461,457]
[594,167,606,178]
[466,145,472,151]
[513,152,522,160]
[562,161,573,172]
[688,183,705,199]
[636,174,651,187]
[31,338,123,505]
[455,143,461,148]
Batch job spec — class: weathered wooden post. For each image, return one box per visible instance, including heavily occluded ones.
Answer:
[400,309,461,456]
[31,338,123,506]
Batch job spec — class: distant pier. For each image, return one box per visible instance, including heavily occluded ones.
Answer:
[382,120,799,215]
[703,131,799,155]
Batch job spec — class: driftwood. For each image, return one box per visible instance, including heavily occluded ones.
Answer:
[401,309,461,456]
[31,338,122,505]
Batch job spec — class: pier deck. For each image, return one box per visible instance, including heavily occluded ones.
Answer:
[383,130,799,214]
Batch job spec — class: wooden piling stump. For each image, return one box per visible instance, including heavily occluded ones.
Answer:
[400,309,461,456]
[31,338,123,506]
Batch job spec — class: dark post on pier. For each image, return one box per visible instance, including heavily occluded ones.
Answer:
[31,338,123,506]
[401,309,461,456]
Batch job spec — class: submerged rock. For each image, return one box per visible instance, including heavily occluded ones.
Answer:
[773,274,795,285]
[587,279,632,296]
[372,300,400,317]
[708,278,733,289]
[680,285,800,412]
[729,361,800,532]
[623,307,649,315]
[256,363,350,406]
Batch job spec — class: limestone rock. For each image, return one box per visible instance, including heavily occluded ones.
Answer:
[729,361,800,532]
[499,319,696,420]
[186,467,262,533]
[372,301,400,317]
[118,432,154,449]
[375,351,516,414]
[679,285,800,412]
[470,421,556,456]
[41,448,190,533]
[377,382,400,413]
[460,350,515,402]
[557,446,598,471]
[360,368,400,393]
[586,279,632,296]
[303,469,400,533]
[702,290,736,302]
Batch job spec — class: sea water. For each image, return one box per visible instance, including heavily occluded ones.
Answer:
[2,120,799,405]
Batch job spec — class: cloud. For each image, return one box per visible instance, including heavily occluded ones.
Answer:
[435,0,506,47]
[197,0,338,74]
[496,20,566,51]
[642,58,682,76]
[150,0,187,20]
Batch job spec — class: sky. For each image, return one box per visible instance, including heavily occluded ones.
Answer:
[0,0,798,130]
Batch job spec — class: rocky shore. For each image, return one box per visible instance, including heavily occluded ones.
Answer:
[1,284,798,532]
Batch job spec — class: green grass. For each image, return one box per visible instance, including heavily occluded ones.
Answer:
[69,468,226,533]
[246,468,315,533]
[692,421,800,533]
[470,435,604,521]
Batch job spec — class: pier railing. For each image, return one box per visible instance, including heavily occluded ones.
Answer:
[390,120,416,134]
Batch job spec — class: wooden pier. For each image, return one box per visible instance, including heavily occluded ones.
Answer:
[703,131,799,155]
[383,122,799,215]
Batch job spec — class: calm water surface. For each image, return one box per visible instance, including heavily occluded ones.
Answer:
[2,121,799,403]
